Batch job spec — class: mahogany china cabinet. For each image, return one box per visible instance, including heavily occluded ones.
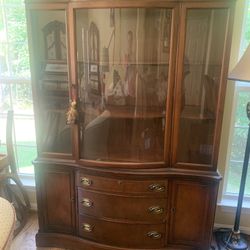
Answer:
[26,0,235,249]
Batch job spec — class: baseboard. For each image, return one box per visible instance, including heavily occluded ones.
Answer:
[214,223,250,235]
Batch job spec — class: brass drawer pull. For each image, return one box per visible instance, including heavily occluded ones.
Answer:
[81,223,93,232]
[148,184,165,192]
[148,206,164,214]
[81,177,92,186]
[147,231,162,239]
[81,198,93,208]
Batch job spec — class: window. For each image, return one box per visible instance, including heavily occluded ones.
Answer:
[226,86,250,196]
[224,0,250,198]
[0,0,36,175]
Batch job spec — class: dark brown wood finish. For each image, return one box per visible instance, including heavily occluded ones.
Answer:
[67,3,79,161]
[26,0,236,249]
[76,172,168,195]
[33,161,222,250]
[164,4,178,164]
[77,188,167,222]
[78,214,166,248]
[168,179,219,249]
[36,164,76,234]
[36,232,170,250]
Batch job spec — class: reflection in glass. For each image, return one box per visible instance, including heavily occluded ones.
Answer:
[177,9,228,164]
[76,8,171,162]
[31,10,71,154]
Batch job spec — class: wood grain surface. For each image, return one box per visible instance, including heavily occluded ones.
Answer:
[10,212,66,250]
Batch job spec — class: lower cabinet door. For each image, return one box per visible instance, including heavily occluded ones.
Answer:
[36,164,75,234]
[168,180,218,249]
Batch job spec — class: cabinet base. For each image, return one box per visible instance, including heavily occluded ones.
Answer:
[36,232,170,250]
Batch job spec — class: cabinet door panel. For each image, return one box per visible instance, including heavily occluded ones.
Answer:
[168,180,217,249]
[75,8,174,163]
[172,4,233,169]
[38,166,75,233]
[29,10,72,155]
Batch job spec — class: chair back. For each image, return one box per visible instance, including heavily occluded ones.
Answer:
[6,110,17,175]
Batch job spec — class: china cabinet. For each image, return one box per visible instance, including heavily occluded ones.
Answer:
[26,0,235,249]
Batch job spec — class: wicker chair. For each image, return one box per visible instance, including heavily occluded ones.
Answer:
[0,110,30,236]
[0,197,16,250]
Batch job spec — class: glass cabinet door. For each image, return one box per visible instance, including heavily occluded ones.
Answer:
[174,8,229,166]
[75,8,172,163]
[30,10,72,154]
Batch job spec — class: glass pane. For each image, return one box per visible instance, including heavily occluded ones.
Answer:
[15,114,36,174]
[31,10,71,154]
[0,4,30,78]
[226,90,250,195]
[76,8,171,162]
[176,9,228,165]
[0,82,36,174]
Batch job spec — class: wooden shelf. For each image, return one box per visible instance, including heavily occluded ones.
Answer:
[41,74,68,82]
[184,63,221,66]
[78,61,169,66]
[83,151,164,163]
[83,106,165,119]
[181,105,215,120]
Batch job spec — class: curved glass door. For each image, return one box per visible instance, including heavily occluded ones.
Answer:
[175,8,229,166]
[76,8,172,162]
[30,10,72,154]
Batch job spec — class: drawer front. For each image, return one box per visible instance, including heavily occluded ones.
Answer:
[76,173,167,196]
[78,188,167,222]
[78,215,166,248]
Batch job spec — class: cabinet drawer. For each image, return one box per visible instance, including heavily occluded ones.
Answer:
[78,215,165,248]
[76,173,167,196]
[78,188,167,222]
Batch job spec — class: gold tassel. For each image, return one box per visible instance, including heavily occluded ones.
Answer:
[66,101,78,124]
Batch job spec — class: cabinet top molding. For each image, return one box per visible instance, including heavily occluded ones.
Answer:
[25,0,236,4]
